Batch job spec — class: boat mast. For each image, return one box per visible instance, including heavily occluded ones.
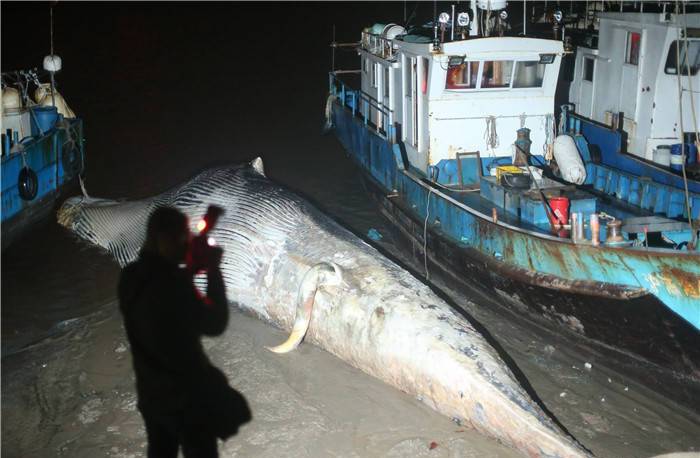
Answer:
[49,5,56,108]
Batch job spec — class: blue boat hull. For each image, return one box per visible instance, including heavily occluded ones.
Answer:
[1,118,85,250]
[330,100,700,402]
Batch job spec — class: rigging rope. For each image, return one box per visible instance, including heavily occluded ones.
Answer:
[423,187,433,280]
[543,113,555,160]
[484,115,499,153]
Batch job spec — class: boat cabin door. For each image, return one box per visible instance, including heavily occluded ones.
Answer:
[619,30,641,121]
[578,56,595,117]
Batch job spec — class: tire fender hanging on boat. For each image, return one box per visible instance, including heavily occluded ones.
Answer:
[18,167,39,200]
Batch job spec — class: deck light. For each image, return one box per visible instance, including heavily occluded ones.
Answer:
[448,56,465,67]
[438,12,450,24]
[539,53,556,64]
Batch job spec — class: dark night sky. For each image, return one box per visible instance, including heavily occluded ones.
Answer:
[2,2,417,198]
[0,1,574,199]
[1,1,685,199]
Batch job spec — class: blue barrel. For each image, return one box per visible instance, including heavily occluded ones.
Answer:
[30,106,59,136]
[670,143,685,171]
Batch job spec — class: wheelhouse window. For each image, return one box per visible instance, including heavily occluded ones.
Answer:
[372,63,379,88]
[665,40,700,76]
[583,57,595,82]
[446,59,548,90]
[481,61,513,88]
[421,57,429,94]
[446,61,479,89]
[512,61,545,88]
[625,31,641,65]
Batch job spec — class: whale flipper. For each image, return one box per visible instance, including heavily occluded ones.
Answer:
[267,262,342,353]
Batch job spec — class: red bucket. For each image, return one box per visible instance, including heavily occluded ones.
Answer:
[547,197,570,227]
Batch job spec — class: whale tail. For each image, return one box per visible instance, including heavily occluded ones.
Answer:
[267,262,342,354]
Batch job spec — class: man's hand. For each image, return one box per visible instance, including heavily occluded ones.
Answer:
[208,246,223,270]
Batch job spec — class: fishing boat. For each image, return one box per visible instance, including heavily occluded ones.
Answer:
[565,10,700,236]
[325,1,699,396]
[1,57,85,250]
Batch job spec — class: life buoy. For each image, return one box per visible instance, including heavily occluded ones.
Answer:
[18,167,38,200]
[61,143,82,178]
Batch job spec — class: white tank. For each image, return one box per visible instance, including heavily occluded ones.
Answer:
[34,83,76,118]
[653,145,671,167]
[2,87,21,113]
[553,135,587,185]
[382,23,406,40]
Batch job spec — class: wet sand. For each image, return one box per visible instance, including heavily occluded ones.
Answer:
[1,300,519,458]
[2,225,699,457]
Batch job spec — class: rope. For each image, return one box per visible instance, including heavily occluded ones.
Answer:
[323,93,337,132]
[543,113,555,160]
[558,110,566,136]
[484,115,499,152]
[79,175,89,198]
[423,187,433,280]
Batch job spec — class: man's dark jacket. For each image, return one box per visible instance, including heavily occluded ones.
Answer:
[117,251,229,415]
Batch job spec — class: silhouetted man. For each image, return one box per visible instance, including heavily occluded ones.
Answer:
[118,206,249,458]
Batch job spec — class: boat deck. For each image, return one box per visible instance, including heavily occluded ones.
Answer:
[435,175,691,245]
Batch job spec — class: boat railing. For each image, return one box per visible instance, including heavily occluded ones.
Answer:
[361,31,396,60]
[329,71,396,143]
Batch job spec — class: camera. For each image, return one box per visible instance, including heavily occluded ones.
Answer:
[187,205,224,273]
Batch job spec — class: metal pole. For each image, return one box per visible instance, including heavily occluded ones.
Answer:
[49,6,56,108]
[523,0,527,35]
[451,4,455,41]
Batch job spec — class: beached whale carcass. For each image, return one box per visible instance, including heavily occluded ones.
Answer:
[57,159,590,458]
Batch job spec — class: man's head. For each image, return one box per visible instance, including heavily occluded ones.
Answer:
[143,206,190,264]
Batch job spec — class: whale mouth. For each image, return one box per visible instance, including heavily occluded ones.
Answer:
[57,196,116,228]
[57,196,89,229]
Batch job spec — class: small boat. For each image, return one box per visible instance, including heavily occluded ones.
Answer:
[1,58,85,250]
[325,1,699,398]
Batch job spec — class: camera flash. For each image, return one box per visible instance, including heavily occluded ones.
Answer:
[207,237,216,246]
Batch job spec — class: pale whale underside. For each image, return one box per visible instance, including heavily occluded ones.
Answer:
[57,159,590,458]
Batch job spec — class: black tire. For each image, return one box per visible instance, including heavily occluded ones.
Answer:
[18,167,38,200]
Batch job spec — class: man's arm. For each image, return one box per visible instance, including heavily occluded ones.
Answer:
[200,264,229,336]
